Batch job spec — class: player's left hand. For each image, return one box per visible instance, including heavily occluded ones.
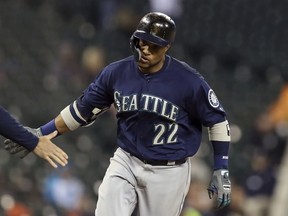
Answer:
[207,169,231,210]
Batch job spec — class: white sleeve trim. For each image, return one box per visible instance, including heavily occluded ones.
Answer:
[208,120,231,142]
[72,101,87,122]
[60,105,81,131]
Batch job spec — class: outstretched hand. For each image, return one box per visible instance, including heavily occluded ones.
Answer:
[4,130,68,168]
[33,131,68,168]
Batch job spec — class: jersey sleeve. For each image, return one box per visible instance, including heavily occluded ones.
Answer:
[61,67,114,128]
[192,79,227,127]
[0,106,38,151]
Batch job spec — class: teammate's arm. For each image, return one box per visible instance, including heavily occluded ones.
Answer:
[0,106,68,168]
[4,98,109,156]
[0,106,38,150]
[4,74,111,159]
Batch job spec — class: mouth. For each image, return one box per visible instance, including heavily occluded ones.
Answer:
[140,55,149,64]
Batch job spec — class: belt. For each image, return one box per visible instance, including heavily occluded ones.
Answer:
[137,157,187,166]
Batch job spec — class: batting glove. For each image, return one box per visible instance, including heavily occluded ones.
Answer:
[4,127,42,159]
[207,169,231,210]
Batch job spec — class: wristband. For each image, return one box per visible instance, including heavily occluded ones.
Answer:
[212,141,229,170]
[40,119,59,136]
[214,155,229,170]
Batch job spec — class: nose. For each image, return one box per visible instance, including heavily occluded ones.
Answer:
[139,40,149,53]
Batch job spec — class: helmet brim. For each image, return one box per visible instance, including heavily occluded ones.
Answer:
[133,30,169,47]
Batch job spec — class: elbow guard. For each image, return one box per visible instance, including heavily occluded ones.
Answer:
[208,120,231,170]
[60,101,109,131]
[208,120,230,142]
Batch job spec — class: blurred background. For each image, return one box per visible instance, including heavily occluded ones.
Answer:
[0,0,288,215]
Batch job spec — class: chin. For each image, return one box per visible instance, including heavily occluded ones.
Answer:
[138,61,148,68]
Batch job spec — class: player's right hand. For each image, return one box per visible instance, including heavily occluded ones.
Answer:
[4,128,68,168]
[33,131,68,168]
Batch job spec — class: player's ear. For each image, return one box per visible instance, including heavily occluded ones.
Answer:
[165,45,171,52]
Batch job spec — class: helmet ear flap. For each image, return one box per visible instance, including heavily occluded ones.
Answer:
[130,35,141,62]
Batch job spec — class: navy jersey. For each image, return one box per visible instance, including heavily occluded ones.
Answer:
[0,106,38,150]
[76,55,227,161]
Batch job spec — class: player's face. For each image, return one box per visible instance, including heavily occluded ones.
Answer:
[137,39,170,74]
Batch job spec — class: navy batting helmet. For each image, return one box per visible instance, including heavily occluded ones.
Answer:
[130,12,176,61]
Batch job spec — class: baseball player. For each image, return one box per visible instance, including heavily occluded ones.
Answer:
[4,12,231,216]
[0,105,68,168]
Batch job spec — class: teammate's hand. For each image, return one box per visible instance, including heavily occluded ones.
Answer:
[207,169,231,210]
[4,138,31,158]
[4,127,42,159]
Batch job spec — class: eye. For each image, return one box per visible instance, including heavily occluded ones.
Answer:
[149,44,162,52]
[139,40,163,52]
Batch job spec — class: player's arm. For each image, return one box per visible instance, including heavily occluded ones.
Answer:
[207,120,231,209]
[4,97,109,156]
[193,82,232,209]
[4,72,111,158]
[208,120,230,170]
[38,99,109,136]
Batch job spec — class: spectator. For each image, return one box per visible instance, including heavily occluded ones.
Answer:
[43,166,85,215]
[242,153,276,216]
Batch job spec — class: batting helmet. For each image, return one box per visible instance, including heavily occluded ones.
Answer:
[130,12,176,61]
